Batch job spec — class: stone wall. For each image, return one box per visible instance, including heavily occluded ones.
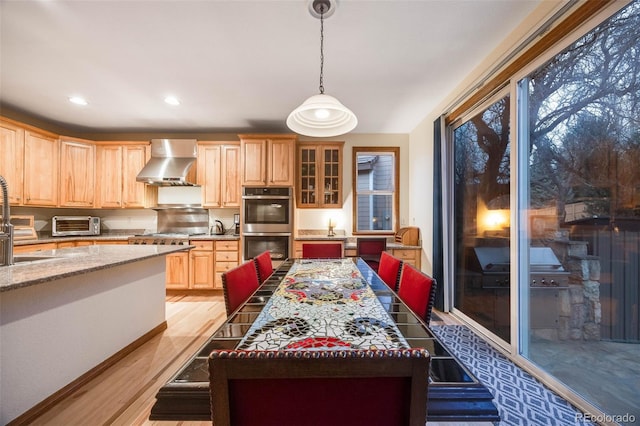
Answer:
[551,239,602,341]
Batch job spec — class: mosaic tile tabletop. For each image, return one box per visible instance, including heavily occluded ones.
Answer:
[237,259,410,351]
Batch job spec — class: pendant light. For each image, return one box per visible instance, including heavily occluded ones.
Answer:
[287,0,357,137]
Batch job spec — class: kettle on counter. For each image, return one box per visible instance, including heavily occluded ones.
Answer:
[214,220,225,235]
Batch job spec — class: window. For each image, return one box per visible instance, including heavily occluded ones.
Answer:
[352,147,399,234]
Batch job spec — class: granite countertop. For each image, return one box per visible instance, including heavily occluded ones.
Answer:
[295,230,421,250]
[14,232,240,246]
[1,244,190,293]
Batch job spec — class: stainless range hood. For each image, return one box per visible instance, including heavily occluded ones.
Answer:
[136,139,197,186]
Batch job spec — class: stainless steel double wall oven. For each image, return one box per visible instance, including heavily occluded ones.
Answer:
[242,187,292,264]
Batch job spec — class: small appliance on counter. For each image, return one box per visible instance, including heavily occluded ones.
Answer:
[213,220,225,235]
[52,216,101,237]
[233,214,240,236]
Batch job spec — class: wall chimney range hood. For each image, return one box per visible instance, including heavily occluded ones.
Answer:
[136,139,197,186]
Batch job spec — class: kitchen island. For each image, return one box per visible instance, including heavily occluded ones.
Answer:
[0,244,188,425]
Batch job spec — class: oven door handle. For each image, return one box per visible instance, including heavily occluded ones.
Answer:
[243,232,292,237]
[242,195,291,200]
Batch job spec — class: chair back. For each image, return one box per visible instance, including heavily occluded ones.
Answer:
[356,238,387,271]
[302,243,342,259]
[397,264,437,325]
[209,349,430,426]
[253,250,273,284]
[221,261,260,315]
[378,251,403,291]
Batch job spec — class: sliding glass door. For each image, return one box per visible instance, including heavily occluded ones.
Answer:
[447,2,640,420]
[518,2,640,420]
[452,93,511,343]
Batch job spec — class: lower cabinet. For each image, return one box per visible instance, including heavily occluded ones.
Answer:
[214,240,240,289]
[190,241,215,290]
[343,246,422,269]
[391,248,421,269]
[167,239,240,291]
[166,251,190,290]
[13,243,58,253]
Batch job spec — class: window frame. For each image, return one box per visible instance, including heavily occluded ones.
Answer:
[352,146,400,235]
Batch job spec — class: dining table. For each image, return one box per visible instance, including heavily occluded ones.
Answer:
[149,258,500,423]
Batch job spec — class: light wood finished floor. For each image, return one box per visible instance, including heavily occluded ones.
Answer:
[24,295,457,426]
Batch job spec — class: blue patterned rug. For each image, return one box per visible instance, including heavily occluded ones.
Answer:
[430,325,595,426]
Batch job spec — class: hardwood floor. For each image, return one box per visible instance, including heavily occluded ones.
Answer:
[27,294,226,426]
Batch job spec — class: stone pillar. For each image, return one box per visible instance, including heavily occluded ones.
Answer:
[554,239,602,341]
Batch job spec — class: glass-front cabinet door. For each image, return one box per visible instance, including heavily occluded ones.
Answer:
[297,142,343,208]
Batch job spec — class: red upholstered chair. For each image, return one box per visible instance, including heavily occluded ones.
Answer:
[253,250,273,284]
[397,264,437,325]
[209,349,430,426]
[357,238,387,272]
[302,243,342,259]
[221,261,260,316]
[378,251,403,291]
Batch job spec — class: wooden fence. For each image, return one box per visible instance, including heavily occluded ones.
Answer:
[572,228,640,342]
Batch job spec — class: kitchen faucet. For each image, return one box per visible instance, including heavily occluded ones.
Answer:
[0,175,14,266]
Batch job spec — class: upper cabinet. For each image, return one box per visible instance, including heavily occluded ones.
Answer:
[197,142,241,208]
[297,142,344,208]
[24,129,59,206]
[0,119,25,204]
[95,142,152,209]
[239,134,296,187]
[122,144,151,208]
[59,137,95,207]
[96,144,123,208]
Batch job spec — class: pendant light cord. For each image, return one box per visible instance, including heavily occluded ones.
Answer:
[319,4,325,95]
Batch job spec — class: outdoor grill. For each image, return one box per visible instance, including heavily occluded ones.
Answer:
[464,245,569,331]
[466,246,569,289]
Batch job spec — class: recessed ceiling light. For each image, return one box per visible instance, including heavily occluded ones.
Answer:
[69,96,88,106]
[164,96,180,106]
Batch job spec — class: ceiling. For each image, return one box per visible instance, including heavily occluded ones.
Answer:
[0,0,542,135]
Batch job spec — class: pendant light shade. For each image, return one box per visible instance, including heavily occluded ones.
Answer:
[286,93,357,138]
[287,0,357,137]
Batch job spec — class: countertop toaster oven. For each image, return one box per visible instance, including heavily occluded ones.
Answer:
[52,216,101,237]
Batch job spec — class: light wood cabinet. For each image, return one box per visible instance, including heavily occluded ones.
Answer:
[297,142,343,208]
[122,144,151,208]
[93,240,128,245]
[166,251,190,290]
[55,240,93,248]
[391,248,421,269]
[239,134,296,186]
[13,243,58,253]
[189,240,215,289]
[0,119,25,204]
[23,130,59,206]
[96,145,123,208]
[96,142,152,208]
[59,138,95,207]
[214,240,240,289]
[197,142,241,208]
[343,246,421,269]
